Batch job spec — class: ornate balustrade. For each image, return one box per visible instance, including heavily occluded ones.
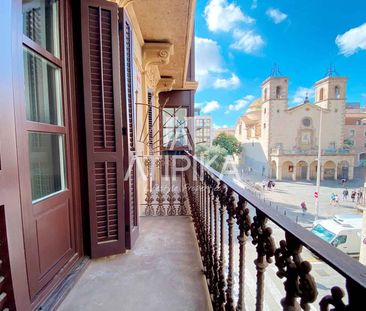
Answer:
[184,152,366,311]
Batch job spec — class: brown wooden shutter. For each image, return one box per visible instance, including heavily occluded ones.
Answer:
[81,0,125,258]
[148,92,153,153]
[119,9,139,249]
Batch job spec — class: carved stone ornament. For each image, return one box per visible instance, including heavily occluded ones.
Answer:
[156,77,175,94]
[142,42,174,71]
[145,66,160,89]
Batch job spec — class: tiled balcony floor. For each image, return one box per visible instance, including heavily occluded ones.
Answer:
[57,216,211,311]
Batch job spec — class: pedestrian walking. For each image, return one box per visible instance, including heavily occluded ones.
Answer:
[357,189,363,204]
[351,190,356,202]
[267,180,272,191]
[330,193,336,205]
[300,201,307,215]
[342,188,349,201]
[335,194,339,206]
[262,179,266,191]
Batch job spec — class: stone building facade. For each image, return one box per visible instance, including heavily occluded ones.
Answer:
[235,75,355,181]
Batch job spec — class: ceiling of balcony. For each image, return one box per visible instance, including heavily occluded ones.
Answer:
[132,0,195,89]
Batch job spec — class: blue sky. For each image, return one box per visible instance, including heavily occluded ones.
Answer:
[195,0,366,128]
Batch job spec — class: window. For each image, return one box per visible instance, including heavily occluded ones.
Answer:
[331,235,347,247]
[276,86,281,99]
[263,123,266,129]
[335,86,340,99]
[239,124,242,135]
[24,48,63,125]
[364,142,366,148]
[29,133,66,201]
[162,107,188,147]
[264,108,266,114]
[264,88,268,101]
[302,117,311,127]
[350,129,355,137]
[22,0,67,202]
[23,0,60,57]
[364,131,366,137]
[319,88,324,101]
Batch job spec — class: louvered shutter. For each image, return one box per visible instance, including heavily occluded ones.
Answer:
[148,92,153,153]
[119,9,139,249]
[81,0,125,258]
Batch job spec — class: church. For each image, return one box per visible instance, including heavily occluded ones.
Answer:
[234,73,355,181]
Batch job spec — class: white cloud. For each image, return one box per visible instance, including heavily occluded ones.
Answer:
[227,95,255,112]
[266,8,287,24]
[335,23,366,56]
[195,36,240,90]
[251,0,258,9]
[214,123,228,129]
[230,29,264,54]
[195,36,224,89]
[362,93,366,97]
[213,73,240,89]
[204,0,254,32]
[292,87,315,104]
[202,101,221,114]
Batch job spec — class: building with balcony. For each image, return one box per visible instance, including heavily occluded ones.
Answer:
[235,74,355,181]
[1,1,366,311]
[194,108,213,146]
[345,103,366,166]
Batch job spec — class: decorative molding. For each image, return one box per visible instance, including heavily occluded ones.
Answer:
[117,0,134,7]
[156,77,176,94]
[142,42,174,71]
[183,81,199,90]
[145,65,161,90]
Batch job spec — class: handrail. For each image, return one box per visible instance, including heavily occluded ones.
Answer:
[189,153,366,288]
[184,150,366,310]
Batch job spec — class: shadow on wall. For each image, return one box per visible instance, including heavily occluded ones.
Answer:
[240,142,267,176]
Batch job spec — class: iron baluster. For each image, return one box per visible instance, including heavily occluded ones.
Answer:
[251,211,276,311]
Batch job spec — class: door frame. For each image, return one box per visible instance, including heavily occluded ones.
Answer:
[12,0,83,304]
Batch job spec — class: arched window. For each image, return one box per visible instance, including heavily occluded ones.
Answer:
[239,123,242,135]
[264,88,268,101]
[264,108,267,114]
[335,86,340,99]
[276,86,281,99]
[319,88,324,101]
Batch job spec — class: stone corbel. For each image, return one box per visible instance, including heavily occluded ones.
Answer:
[143,42,174,71]
[156,77,176,95]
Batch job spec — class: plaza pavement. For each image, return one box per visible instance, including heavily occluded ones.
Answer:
[233,166,365,227]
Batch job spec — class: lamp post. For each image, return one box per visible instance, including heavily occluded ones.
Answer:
[315,108,323,221]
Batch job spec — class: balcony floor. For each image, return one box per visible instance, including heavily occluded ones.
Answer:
[57,216,211,311]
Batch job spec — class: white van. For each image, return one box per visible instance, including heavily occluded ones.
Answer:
[311,214,362,256]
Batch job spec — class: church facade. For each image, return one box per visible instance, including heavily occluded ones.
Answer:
[235,74,355,181]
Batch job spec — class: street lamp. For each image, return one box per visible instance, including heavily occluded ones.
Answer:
[315,107,323,221]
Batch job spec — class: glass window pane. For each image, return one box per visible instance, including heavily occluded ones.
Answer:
[29,132,66,202]
[23,48,63,125]
[162,109,174,127]
[175,108,187,127]
[22,0,60,57]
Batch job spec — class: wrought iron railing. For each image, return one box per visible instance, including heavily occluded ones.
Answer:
[185,152,366,310]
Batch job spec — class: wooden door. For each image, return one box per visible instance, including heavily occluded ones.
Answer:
[119,9,139,249]
[81,0,126,257]
[17,0,80,298]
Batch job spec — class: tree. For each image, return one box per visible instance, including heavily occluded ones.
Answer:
[213,133,242,156]
[195,144,228,172]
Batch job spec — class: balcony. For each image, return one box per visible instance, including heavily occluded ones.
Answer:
[58,216,211,311]
[57,154,366,310]
[271,148,352,156]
